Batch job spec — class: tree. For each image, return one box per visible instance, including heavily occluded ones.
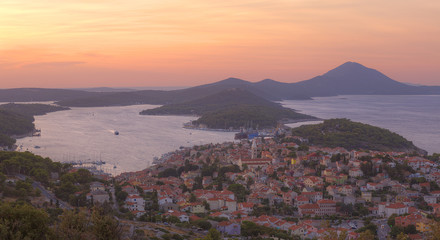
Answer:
[56,210,92,240]
[205,228,221,240]
[241,221,264,237]
[404,224,417,234]
[388,214,397,226]
[390,226,404,238]
[227,184,248,202]
[358,230,375,240]
[158,168,178,178]
[396,232,410,240]
[0,202,52,240]
[91,206,122,240]
[322,229,347,240]
[167,216,180,224]
[189,193,197,203]
[246,177,254,188]
[194,220,212,230]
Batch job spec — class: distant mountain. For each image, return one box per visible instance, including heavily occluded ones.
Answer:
[291,62,440,96]
[56,77,311,107]
[71,87,136,92]
[2,62,439,107]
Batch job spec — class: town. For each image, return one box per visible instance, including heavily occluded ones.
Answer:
[101,131,440,240]
[2,128,440,240]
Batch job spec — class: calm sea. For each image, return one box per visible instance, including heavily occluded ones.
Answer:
[13,95,439,174]
[283,95,440,155]
[15,104,235,174]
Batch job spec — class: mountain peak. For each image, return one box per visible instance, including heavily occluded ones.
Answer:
[323,61,376,78]
[216,77,249,85]
[258,79,278,83]
[332,61,368,71]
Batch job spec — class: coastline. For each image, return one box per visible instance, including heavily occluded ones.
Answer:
[182,117,322,133]
[280,118,323,127]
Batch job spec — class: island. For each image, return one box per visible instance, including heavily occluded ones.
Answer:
[140,88,317,130]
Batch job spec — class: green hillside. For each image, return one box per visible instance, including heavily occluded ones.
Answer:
[141,88,317,130]
[193,105,315,129]
[0,103,69,120]
[0,110,34,147]
[140,88,278,115]
[0,104,70,148]
[291,118,425,153]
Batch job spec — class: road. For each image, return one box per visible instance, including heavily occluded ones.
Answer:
[16,174,72,210]
[109,185,121,211]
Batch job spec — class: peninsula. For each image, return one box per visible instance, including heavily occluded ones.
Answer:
[140,88,317,130]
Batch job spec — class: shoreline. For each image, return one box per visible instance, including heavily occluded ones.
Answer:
[182,117,322,133]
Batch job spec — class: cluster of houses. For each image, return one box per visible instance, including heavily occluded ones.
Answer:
[114,136,440,239]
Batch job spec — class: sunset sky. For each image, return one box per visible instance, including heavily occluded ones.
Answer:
[1,0,439,88]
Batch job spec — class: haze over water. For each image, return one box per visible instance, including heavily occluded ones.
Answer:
[283,95,440,155]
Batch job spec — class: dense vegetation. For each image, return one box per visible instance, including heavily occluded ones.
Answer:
[291,118,425,153]
[0,110,34,147]
[0,202,121,240]
[0,151,67,185]
[0,103,69,119]
[192,104,315,129]
[0,104,69,148]
[140,88,279,115]
[141,88,316,130]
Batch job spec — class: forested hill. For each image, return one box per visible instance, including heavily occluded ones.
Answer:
[291,118,426,154]
[192,105,316,130]
[141,88,317,130]
[0,104,70,148]
[140,88,279,115]
[0,103,70,120]
[0,110,34,147]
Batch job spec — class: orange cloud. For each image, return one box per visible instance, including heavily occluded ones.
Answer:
[0,0,439,87]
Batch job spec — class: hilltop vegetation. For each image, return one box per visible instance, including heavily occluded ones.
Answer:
[0,103,69,120]
[141,89,316,129]
[0,110,34,147]
[140,88,278,115]
[193,105,314,129]
[291,118,425,153]
[0,104,70,148]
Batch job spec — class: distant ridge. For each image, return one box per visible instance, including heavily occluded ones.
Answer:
[1,62,439,107]
[0,88,99,102]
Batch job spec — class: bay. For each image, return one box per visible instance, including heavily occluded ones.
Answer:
[16,104,235,174]
[283,95,440,154]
